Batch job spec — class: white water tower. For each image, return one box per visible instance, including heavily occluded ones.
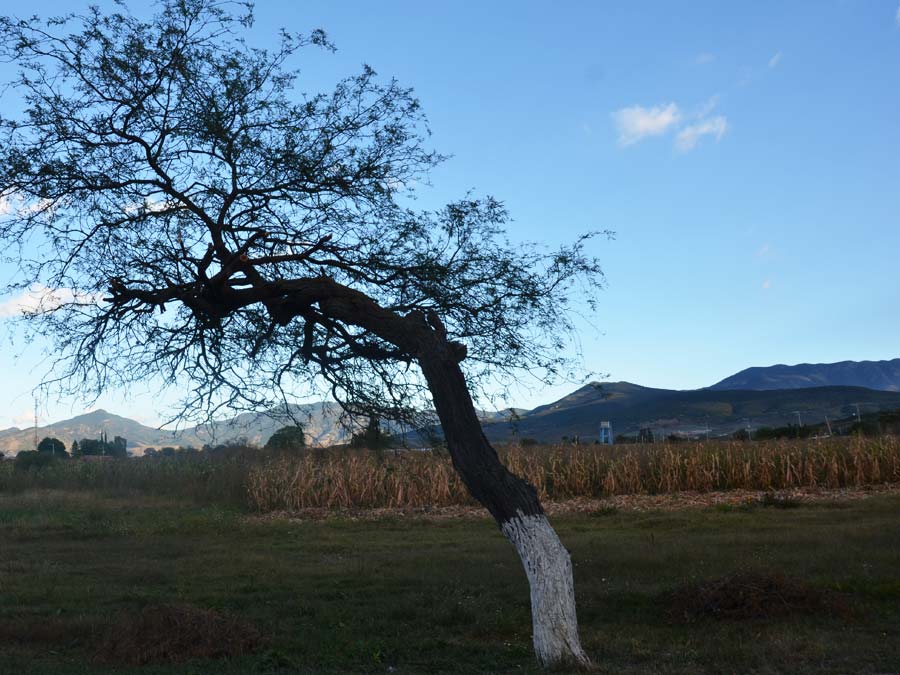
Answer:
[599,420,614,445]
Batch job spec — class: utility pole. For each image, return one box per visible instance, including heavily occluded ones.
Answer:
[793,410,803,428]
[824,415,833,437]
[854,403,862,425]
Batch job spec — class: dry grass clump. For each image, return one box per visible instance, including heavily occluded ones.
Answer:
[247,436,900,512]
[94,603,261,665]
[664,572,853,622]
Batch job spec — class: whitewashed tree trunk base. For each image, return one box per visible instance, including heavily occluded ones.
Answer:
[501,512,592,669]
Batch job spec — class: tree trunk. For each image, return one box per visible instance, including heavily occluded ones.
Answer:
[501,512,589,668]
[416,332,591,669]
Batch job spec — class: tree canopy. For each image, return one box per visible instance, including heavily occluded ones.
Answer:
[264,425,306,451]
[0,0,604,428]
[0,2,604,666]
[37,436,67,457]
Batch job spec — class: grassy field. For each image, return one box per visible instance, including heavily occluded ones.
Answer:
[1,489,899,673]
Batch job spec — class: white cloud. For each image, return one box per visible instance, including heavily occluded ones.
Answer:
[768,51,782,68]
[0,192,57,217]
[695,52,716,65]
[121,196,180,216]
[0,285,97,319]
[611,103,681,146]
[675,116,729,152]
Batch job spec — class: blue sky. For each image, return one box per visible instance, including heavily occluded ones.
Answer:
[1,0,899,428]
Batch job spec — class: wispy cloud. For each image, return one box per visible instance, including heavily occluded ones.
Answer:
[768,51,783,68]
[695,95,720,119]
[0,285,97,319]
[611,103,681,146]
[695,52,716,65]
[675,116,728,152]
[762,279,772,290]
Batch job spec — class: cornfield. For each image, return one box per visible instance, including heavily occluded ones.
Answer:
[3,437,897,511]
[246,436,900,512]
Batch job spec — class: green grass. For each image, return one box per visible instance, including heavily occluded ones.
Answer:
[1,490,899,673]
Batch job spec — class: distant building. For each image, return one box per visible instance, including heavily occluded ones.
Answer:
[599,420,614,445]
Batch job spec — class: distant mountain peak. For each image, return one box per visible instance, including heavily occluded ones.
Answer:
[67,408,109,417]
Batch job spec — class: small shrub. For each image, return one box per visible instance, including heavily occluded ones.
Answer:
[664,572,852,622]
[94,603,262,665]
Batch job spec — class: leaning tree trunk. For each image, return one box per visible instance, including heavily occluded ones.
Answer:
[416,332,591,669]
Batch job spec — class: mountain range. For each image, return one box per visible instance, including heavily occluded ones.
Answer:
[710,358,900,392]
[2,358,899,454]
[0,404,351,456]
[480,381,900,442]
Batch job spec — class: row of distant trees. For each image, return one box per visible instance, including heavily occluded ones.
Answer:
[13,432,128,469]
[99,416,387,459]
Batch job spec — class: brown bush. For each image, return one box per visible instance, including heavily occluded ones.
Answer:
[664,572,853,622]
[0,615,98,646]
[94,603,261,665]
